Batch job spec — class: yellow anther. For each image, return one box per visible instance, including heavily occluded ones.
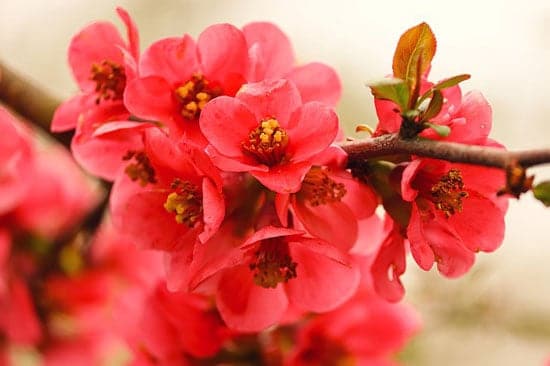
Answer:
[263,128,274,135]
[273,131,283,143]
[164,181,203,227]
[196,92,209,101]
[185,101,198,112]
[175,75,222,120]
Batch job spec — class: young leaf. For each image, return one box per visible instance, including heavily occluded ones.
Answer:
[533,181,550,207]
[420,89,443,121]
[432,74,471,91]
[367,78,410,111]
[392,22,437,82]
[424,122,450,137]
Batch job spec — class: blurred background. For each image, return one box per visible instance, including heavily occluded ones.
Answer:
[1,0,549,364]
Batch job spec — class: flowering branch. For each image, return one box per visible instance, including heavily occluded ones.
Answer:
[341,133,550,169]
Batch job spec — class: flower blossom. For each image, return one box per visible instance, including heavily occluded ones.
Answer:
[200,79,339,193]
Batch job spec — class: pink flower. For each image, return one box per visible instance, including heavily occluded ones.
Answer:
[275,147,378,251]
[110,128,225,251]
[284,284,420,366]
[51,7,149,180]
[212,226,360,332]
[243,22,341,106]
[124,23,249,145]
[402,158,506,278]
[200,79,339,193]
[0,107,34,215]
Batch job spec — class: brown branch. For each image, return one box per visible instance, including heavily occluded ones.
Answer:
[341,133,550,169]
[0,61,72,146]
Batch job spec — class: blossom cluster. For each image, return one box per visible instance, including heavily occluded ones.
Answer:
[0,7,514,365]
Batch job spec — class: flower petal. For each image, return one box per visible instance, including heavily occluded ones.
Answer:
[242,22,294,81]
[140,36,198,84]
[286,62,342,106]
[286,102,339,162]
[200,96,258,157]
[197,24,248,95]
[286,243,360,312]
[124,76,174,122]
[236,79,302,127]
[252,160,312,193]
[217,265,288,332]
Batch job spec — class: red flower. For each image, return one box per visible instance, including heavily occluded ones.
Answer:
[275,146,378,251]
[110,128,225,251]
[200,79,339,193]
[243,22,341,106]
[213,226,360,332]
[285,283,420,366]
[402,159,506,278]
[51,7,149,180]
[124,23,249,145]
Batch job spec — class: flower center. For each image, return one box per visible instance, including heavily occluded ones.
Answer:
[249,238,297,288]
[241,118,289,166]
[174,74,222,120]
[299,167,346,206]
[163,179,203,227]
[430,168,468,217]
[123,150,157,186]
[294,333,354,366]
[90,60,126,104]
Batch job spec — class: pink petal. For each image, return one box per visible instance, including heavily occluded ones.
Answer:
[370,227,407,302]
[116,7,139,60]
[206,146,265,172]
[236,79,302,127]
[286,62,342,106]
[199,96,258,157]
[448,91,492,144]
[275,193,291,226]
[252,160,312,193]
[139,36,198,84]
[198,178,225,243]
[448,191,505,252]
[69,21,125,91]
[351,214,386,257]
[124,76,174,122]
[286,243,360,312]
[242,226,305,247]
[110,176,195,251]
[408,204,475,278]
[286,102,339,162]
[374,98,402,135]
[242,22,294,81]
[72,121,147,181]
[217,265,288,332]
[0,279,42,344]
[335,172,378,219]
[197,24,248,94]
[293,200,358,252]
[50,94,93,132]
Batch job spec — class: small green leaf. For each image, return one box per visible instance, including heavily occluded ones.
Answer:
[421,90,443,121]
[367,78,410,111]
[392,22,437,82]
[533,181,550,207]
[432,74,471,91]
[424,122,450,137]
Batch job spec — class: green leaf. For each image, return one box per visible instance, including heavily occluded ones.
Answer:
[424,122,450,137]
[432,74,471,91]
[367,78,410,111]
[533,181,550,207]
[421,90,443,121]
[392,22,437,82]
[418,74,471,106]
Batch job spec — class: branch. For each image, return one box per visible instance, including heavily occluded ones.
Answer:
[0,61,71,146]
[341,133,550,169]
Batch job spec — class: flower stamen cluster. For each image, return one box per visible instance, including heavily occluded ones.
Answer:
[241,118,289,166]
[430,168,468,217]
[123,150,157,186]
[163,179,203,227]
[175,74,222,120]
[300,167,347,206]
[90,60,127,104]
[249,238,297,288]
